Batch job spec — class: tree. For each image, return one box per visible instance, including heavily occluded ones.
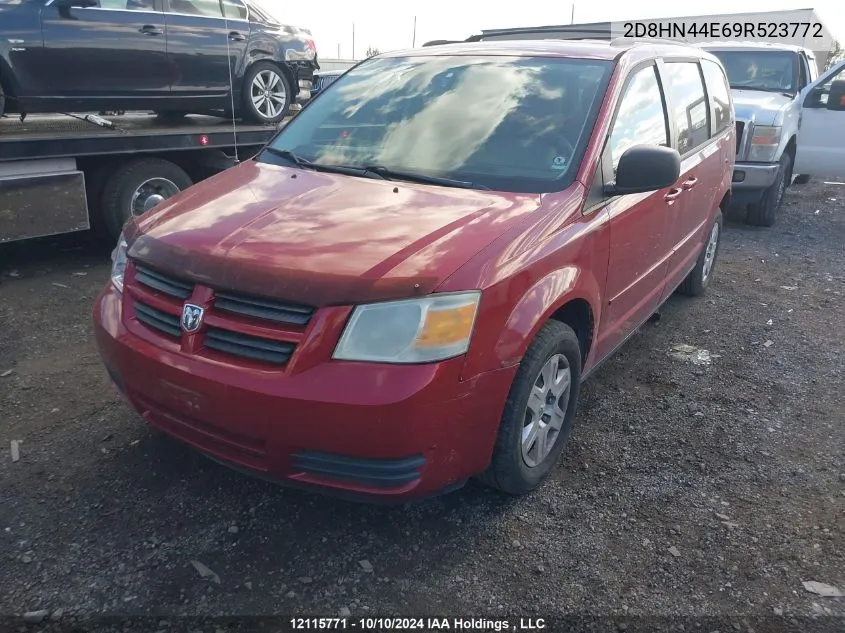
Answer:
[826,40,844,71]
[365,46,381,58]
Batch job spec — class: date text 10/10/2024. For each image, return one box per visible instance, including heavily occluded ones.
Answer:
[290,617,547,631]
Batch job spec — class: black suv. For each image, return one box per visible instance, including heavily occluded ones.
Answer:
[0,0,319,123]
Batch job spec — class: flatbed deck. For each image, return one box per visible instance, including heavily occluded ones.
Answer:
[0,113,284,162]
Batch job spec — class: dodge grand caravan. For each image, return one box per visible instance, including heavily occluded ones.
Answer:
[93,40,735,502]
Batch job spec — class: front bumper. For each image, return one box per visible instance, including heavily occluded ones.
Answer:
[93,285,516,502]
[732,162,778,190]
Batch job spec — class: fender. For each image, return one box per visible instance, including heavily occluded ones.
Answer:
[461,264,604,380]
[496,266,602,368]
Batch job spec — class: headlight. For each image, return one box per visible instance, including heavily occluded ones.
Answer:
[333,291,481,363]
[747,125,782,162]
[110,235,128,293]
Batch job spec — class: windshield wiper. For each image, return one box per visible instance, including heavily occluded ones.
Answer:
[262,147,313,167]
[262,148,378,177]
[731,85,793,96]
[360,165,490,190]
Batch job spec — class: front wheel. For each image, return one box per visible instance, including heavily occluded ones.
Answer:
[242,62,292,124]
[477,321,582,495]
[746,152,791,227]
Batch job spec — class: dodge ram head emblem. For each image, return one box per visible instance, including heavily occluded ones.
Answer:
[181,303,205,334]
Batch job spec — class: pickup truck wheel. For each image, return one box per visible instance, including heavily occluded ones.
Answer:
[242,62,291,124]
[101,158,192,240]
[747,152,791,227]
[477,321,582,496]
[678,210,723,297]
[793,174,811,185]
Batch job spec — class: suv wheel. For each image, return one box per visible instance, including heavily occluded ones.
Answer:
[678,210,723,296]
[477,321,582,495]
[242,62,291,124]
[747,152,791,227]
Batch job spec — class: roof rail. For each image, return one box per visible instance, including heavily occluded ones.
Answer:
[610,36,690,47]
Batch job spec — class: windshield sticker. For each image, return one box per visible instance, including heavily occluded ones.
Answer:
[551,156,568,171]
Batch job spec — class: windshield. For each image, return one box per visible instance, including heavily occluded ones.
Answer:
[262,55,613,193]
[709,50,797,93]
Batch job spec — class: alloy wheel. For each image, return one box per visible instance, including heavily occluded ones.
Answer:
[251,70,287,120]
[521,353,572,468]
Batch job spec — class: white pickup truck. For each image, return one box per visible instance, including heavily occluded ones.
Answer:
[701,42,845,226]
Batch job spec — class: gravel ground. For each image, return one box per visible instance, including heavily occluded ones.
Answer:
[0,180,843,632]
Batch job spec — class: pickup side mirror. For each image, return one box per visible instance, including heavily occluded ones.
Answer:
[605,145,681,196]
[826,80,845,111]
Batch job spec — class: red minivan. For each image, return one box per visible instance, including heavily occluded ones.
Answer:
[93,40,734,501]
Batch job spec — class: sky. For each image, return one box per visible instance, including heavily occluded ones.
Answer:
[258,0,845,60]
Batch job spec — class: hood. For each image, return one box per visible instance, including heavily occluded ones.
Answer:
[730,89,793,126]
[125,161,542,307]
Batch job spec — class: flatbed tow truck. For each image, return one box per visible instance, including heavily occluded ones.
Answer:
[0,112,283,243]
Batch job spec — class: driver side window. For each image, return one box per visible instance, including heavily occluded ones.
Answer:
[608,65,669,173]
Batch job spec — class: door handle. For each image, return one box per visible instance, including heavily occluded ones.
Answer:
[682,177,698,190]
[139,25,163,36]
[228,31,246,41]
[664,188,683,204]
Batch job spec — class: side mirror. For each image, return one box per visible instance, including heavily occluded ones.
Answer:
[605,145,681,196]
[825,80,845,111]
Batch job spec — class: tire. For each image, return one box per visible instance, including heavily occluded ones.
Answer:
[100,158,192,240]
[678,210,723,297]
[477,321,582,495]
[242,61,292,124]
[0,81,5,117]
[793,174,810,185]
[746,152,791,227]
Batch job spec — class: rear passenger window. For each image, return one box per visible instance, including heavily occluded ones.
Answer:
[700,59,732,135]
[661,62,709,154]
[608,65,669,172]
[169,0,223,17]
[221,0,248,19]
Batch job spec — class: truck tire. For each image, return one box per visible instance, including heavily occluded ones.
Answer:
[793,174,810,185]
[101,158,192,240]
[0,81,5,117]
[746,152,791,227]
[477,321,582,496]
[242,61,292,124]
[678,210,723,297]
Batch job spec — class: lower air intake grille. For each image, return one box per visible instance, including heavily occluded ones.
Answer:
[134,302,181,338]
[205,327,295,365]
